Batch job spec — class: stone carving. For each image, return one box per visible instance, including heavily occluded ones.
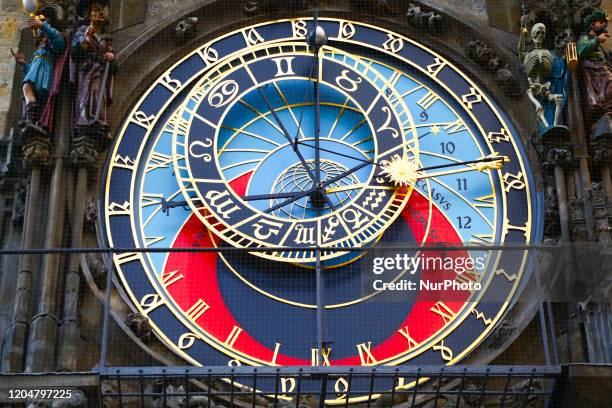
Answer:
[22,136,53,168]
[521,0,573,32]
[486,319,515,349]
[578,9,612,140]
[125,312,153,343]
[406,3,442,33]
[244,0,307,15]
[544,146,573,169]
[70,3,116,153]
[465,40,520,96]
[84,200,98,230]
[87,254,109,288]
[591,182,611,239]
[500,379,543,407]
[174,17,198,43]
[70,135,102,167]
[569,197,589,240]
[519,19,567,131]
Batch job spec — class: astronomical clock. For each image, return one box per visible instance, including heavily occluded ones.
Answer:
[102,16,542,402]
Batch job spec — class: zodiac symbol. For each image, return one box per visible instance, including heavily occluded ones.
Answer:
[322,217,340,243]
[362,191,386,210]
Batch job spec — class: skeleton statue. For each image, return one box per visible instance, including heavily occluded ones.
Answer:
[519,18,565,130]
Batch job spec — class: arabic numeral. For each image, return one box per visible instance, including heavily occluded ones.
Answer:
[457,216,472,229]
[457,178,468,191]
[440,142,456,155]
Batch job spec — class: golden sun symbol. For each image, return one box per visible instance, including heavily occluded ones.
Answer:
[380,156,420,187]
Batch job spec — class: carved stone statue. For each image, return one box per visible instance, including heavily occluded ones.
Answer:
[70,3,116,146]
[11,16,66,138]
[519,18,566,131]
[578,9,612,138]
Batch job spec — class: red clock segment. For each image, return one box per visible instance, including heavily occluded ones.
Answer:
[164,172,471,366]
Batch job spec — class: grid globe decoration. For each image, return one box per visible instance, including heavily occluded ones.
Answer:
[271,160,360,219]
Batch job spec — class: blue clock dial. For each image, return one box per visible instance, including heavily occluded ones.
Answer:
[102,18,542,402]
[171,47,417,263]
[217,79,375,220]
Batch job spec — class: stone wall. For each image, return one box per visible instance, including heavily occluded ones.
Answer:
[0,0,25,136]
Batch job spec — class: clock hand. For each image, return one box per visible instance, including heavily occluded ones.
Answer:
[307,13,337,211]
[255,86,319,185]
[311,8,326,204]
[324,154,510,193]
[243,191,302,201]
[255,82,336,210]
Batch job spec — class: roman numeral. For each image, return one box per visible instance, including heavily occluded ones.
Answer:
[271,343,281,365]
[225,326,243,348]
[356,342,377,365]
[186,299,210,321]
[160,270,184,288]
[470,233,494,246]
[114,252,142,265]
[417,91,438,111]
[444,120,466,134]
[311,348,332,366]
[505,221,529,239]
[397,326,418,350]
[474,193,495,209]
[430,301,456,324]
[272,57,295,77]
[146,152,173,172]
[455,269,482,284]
[144,236,165,247]
[141,193,164,207]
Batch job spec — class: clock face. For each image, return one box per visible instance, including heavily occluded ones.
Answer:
[102,18,541,402]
